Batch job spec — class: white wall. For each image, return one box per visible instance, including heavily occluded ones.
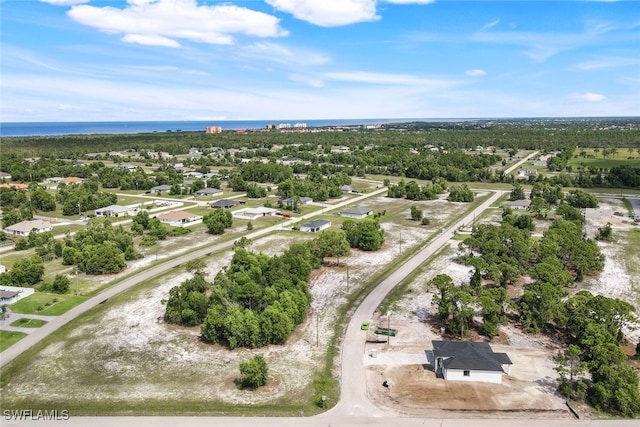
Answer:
[444,368,503,384]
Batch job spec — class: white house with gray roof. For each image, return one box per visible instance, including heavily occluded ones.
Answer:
[430,340,512,384]
[339,207,373,219]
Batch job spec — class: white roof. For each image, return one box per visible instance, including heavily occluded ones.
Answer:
[5,219,52,233]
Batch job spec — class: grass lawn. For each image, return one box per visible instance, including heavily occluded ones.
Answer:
[569,148,639,170]
[0,330,27,352]
[10,293,87,316]
[10,318,47,328]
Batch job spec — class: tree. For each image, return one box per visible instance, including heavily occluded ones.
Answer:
[4,255,45,286]
[410,205,423,221]
[238,354,268,389]
[509,183,525,201]
[448,184,474,202]
[203,209,233,234]
[51,274,70,294]
[595,222,613,241]
[316,230,350,265]
[554,345,587,400]
[341,219,384,251]
[565,189,599,208]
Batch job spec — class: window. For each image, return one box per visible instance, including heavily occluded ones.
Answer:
[463,370,470,377]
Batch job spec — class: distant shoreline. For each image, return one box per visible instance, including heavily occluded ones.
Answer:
[1,117,637,138]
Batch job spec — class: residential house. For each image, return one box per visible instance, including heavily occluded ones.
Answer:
[195,188,223,197]
[148,185,172,193]
[505,199,531,210]
[61,176,84,185]
[232,207,279,220]
[339,207,373,219]
[211,199,241,209]
[280,196,313,207]
[157,210,203,227]
[300,219,331,233]
[0,286,35,304]
[430,340,512,384]
[340,185,353,193]
[94,205,137,218]
[0,172,12,180]
[0,183,29,190]
[4,220,53,236]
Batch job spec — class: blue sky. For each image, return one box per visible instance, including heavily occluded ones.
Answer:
[1,0,639,122]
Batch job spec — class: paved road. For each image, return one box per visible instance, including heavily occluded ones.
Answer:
[0,187,387,368]
[326,189,506,417]
[3,415,638,427]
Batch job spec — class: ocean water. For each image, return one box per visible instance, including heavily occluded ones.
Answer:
[0,118,434,137]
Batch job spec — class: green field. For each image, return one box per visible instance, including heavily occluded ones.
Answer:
[10,318,47,328]
[0,331,27,352]
[10,293,87,316]
[569,148,639,170]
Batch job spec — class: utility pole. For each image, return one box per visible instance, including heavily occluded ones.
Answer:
[346,264,349,293]
[387,312,391,345]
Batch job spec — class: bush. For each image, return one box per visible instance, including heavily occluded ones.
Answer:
[238,354,268,389]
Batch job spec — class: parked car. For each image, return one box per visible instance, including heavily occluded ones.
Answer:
[361,321,369,331]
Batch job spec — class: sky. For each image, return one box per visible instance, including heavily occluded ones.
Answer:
[1,0,639,122]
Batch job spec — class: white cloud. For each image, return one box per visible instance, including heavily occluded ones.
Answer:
[122,34,181,48]
[67,0,287,47]
[240,42,331,66]
[465,69,486,77]
[266,0,379,27]
[481,19,500,31]
[572,92,606,102]
[323,71,459,89]
[39,0,88,5]
[573,56,640,71]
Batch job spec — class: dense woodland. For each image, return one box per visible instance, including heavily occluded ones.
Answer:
[430,195,639,417]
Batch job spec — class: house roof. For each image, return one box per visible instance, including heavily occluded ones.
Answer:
[507,199,531,207]
[211,199,239,208]
[301,219,331,229]
[0,290,20,299]
[62,176,83,184]
[150,185,172,192]
[432,340,512,372]
[5,220,52,233]
[340,207,372,216]
[95,205,132,214]
[158,210,200,221]
[195,187,222,195]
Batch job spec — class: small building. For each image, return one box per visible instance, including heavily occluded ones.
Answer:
[339,207,373,219]
[280,196,313,206]
[206,126,222,134]
[340,185,353,193]
[211,199,240,209]
[431,340,512,384]
[149,185,172,193]
[518,168,538,178]
[505,199,531,210]
[94,204,137,218]
[232,207,279,220]
[157,210,203,227]
[0,171,12,180]
[195,188,223,197]
[0,183,29,190]
[4,220,53,236]
[300,219,331,233]
[61,176,84,185]
[0,286,35,304]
